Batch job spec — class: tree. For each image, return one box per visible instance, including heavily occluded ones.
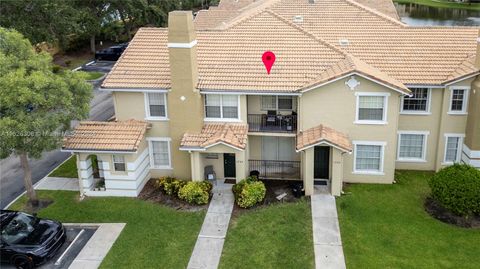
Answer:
[0,28,92,205]
[75,0,111,53]
[0,0,80,49]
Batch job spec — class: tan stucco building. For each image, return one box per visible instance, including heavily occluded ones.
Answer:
[63,0,480,197]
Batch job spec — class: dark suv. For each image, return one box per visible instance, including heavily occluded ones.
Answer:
[0,210,66,269]
[95,43,129,61]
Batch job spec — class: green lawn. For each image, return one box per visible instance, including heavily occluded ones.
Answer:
[337,170,480,269]
[83,71,104,80]
[9,191,205,269]
[394,0,480,11]
[48,156,78,178]
[219,199,314,269]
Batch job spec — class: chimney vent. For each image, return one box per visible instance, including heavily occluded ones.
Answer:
[339,39,350,46]
[293,15,304,23]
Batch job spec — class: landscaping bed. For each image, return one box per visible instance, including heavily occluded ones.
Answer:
[232,179,302,216]
[220,199,314,269]
[138,179,209,211]
[337,170,480,268]
[8,190,205,269]
[425,197,480,228]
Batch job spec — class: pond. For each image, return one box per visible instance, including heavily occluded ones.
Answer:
[394,3,480,26]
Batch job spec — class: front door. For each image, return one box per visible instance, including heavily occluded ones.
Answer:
[314,146,330,179]
[224,153,236,178]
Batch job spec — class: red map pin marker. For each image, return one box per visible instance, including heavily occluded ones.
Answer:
[262,51,276,75]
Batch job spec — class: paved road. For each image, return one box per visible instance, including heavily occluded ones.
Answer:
[0,67,115,208]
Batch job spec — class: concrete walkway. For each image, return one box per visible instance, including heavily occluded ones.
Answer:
[311,193,346,269]
[66,223,125,269]
[187,180,234,269]
[35,177,79,191]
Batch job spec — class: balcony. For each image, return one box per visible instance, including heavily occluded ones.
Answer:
[249,160,301,179]
[247,114,297,133]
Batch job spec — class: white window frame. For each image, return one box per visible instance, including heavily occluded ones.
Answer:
[442,133,465,165]
[260,95,294,111]
[397,131,429,162]
[144,93,168,121]
[204,94,241,122]
[354,92,389,125]
[112,155,126,172]
[147,137,172,169]
[400,88,431,115]
[448,86,469,115]
[352,141,386,175]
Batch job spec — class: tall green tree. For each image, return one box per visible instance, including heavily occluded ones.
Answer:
[0,0,80,49]
[0,28,92,205]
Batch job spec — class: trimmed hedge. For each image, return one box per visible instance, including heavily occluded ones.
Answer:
[428,163,480,217]
[233,176,266,208]
[178,181,210,205]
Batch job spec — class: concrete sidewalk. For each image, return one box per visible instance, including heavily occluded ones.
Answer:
[66,223,125,269]
[311,193,346,269]
[187,180,234,269]
[35,177,79,191]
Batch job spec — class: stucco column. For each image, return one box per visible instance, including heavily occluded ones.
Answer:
[464,76,480,167]
[330,149,344,196]
[78,154,94,192]
[190,151,203,181]
[303,148,314,196]
[235,150,247,182]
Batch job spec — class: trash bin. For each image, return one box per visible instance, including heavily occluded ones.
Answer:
[291,182,304,198]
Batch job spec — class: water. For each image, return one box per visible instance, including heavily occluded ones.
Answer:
[394,2,480,26]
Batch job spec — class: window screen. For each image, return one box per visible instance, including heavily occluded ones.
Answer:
[358,96,384,121]
[403,88,428,111]
[355,145,382,171]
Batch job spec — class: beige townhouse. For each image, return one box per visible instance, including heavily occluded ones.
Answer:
[62,0,480,198]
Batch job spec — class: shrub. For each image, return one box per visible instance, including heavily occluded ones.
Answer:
[428,163,480,217]
[155,177,186,196]
[233,177,266,208]
[199,180,213,193]
[178,182,210,205]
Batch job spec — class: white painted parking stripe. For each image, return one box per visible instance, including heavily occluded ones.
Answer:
[55,229,85,266]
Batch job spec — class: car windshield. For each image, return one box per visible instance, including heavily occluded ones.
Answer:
[1,213,37,245]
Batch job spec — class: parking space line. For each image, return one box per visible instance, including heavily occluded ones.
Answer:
[55,229,85,266]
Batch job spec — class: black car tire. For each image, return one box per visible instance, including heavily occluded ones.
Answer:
[11,255,33,269]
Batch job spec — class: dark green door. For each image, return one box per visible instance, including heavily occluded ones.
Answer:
[224,153,236,178]
[314,146,330,179]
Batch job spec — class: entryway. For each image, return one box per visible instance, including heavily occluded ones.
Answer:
[223,153,236,178]
[314,146,329,179]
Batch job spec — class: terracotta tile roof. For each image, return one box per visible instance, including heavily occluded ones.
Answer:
[269,0,478,85]
[351,0,399,20]
[102,28,170,89]
[296,124,352,152]
[62,120,148,152]
[102,0,479,91]
[181,123,248,150]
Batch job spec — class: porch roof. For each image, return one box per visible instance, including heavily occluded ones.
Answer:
[181,123,248,151]
[62,120,148,152]
[296,124,352,152]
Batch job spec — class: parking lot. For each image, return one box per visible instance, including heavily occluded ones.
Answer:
[2,226,97,269]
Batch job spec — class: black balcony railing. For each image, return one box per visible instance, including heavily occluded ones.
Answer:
[247,114,297,133]
[249,160,301,179]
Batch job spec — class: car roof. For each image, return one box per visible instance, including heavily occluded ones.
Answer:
[0,210,17,226]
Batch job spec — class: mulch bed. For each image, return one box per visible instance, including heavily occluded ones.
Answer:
[231,180,304,218]
[425,197,480,228]
[138,180,209,212]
